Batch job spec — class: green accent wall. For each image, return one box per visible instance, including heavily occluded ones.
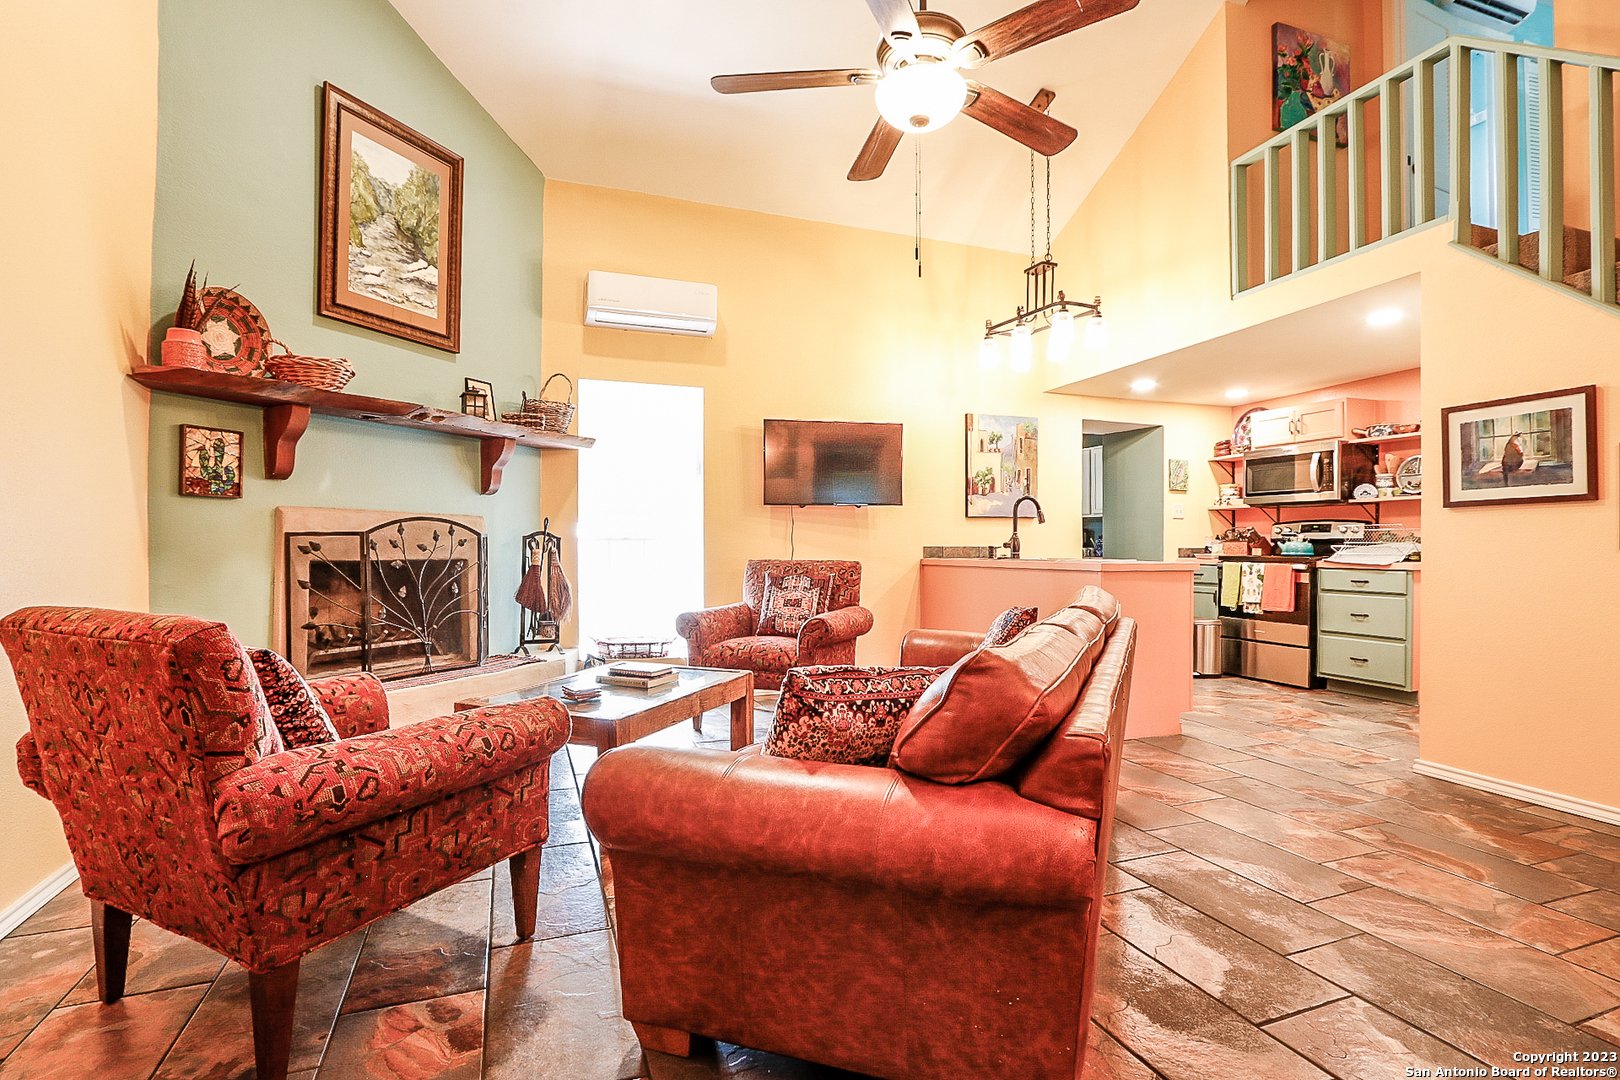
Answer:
[1101,427,1165,561]
[148,0,548,651]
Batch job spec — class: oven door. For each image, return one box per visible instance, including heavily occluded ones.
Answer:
[1243,441,1339,505]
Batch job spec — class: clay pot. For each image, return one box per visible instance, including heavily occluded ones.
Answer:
[161,326,209,369]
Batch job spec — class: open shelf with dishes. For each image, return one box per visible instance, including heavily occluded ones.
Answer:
[130,366,594,494]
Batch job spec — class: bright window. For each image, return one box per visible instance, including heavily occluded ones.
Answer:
[575,380,704,654]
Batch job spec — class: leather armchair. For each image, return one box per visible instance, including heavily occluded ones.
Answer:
[585,604,1137,1080]
[675,559,874,689]
[1,607,572,1080]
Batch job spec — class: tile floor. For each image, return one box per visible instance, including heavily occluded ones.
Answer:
[2,679,1619,1079]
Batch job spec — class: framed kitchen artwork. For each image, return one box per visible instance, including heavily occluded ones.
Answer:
[319,82,463,352]
[965,413,1038,517]
[1273,23,1350,146]
[179,425,244,499]
[1168,458,1190,492]
[1440,385,1598,507]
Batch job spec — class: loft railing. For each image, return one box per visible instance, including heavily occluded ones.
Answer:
[1231,35,1620,306]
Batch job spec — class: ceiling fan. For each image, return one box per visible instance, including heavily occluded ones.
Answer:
[712,0,1140,180]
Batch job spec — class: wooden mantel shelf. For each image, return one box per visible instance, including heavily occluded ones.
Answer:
[130,366,593,494]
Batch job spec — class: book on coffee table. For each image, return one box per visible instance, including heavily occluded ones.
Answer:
[608,661,675,679]
[597,671,679,691]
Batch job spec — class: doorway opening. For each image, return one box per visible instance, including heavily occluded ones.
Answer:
[1081,421,1164,561]
[576,380,704,656]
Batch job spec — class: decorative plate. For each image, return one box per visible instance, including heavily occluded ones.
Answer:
[196,287,271,376]
[1231,407,1263,454]
[1396,454,1422,494]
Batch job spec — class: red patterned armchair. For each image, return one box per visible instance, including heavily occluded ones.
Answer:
[1,608,571,1080]
[675,559,873,690]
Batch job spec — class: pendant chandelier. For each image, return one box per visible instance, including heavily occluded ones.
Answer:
[980,151,1107,371]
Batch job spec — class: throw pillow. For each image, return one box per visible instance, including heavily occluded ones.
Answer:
[758,570,833,637]
[764,665,945,766]
[982,605,1038,647]
[247,648,341,749]
[889,608,1110,784]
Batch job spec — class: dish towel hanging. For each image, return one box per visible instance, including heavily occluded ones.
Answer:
[1240,563,1265,614]
[1260,565,1297,613]
[1220,562,1242,608]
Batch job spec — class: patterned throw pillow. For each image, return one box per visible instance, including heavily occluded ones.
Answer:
[758,571,833,637]
[763,665,946,766]
[982,606,1039,647]
[247,648,341,749]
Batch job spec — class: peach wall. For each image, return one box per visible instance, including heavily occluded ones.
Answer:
[0,3,158,912]
[539,181,1233,661]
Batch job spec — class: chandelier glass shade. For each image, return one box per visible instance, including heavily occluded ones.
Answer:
[875,62,968,133]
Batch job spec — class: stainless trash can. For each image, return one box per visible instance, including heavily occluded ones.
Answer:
[1193,619,1222,676]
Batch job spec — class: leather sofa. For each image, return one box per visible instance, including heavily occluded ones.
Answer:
[583,587,1136,1080]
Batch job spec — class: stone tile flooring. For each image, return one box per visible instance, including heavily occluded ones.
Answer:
[3,679,1619,1078]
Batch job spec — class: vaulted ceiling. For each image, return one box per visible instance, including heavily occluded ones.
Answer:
[389,0,1226,253]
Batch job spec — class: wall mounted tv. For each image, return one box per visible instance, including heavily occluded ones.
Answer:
[763,419,903,506]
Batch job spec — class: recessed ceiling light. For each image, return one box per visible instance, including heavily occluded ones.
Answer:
[1130,377,1157,392]
[1225,388,1249,400]
[1366,307,1404,327]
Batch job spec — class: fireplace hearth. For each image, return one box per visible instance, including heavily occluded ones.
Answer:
[283,515,487,680]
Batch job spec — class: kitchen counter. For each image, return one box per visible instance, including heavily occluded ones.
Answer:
[918,558,1192,737]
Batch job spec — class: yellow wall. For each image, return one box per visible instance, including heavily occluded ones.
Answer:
[540,182,1232,663]
[0,3,158,911]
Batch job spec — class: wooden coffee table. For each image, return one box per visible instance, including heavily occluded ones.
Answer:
[455,665,756,753]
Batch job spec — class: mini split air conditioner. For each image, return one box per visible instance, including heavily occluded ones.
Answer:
[584,270,718,337]
[1427,0,1536,31]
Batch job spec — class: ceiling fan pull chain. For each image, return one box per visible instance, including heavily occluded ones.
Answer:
[915,136,924,278]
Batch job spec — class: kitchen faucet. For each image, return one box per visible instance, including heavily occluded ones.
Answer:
[1003,495,1046,559]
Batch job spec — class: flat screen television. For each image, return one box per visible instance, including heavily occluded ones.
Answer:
[763,419,903,506]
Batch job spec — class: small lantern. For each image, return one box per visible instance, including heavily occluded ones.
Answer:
[460,387,490,420]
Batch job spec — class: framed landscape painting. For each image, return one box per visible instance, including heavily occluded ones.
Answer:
[1440,385,1598,507]
[966,414,1038,517]
[319,83,463,352]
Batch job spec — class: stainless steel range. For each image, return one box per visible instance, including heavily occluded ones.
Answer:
[1218,521,1366,688]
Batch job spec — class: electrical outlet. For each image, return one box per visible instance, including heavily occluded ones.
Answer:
[1172,503,1185,519]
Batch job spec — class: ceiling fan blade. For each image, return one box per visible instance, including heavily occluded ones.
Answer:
[955,0,1140,67]
[864,0,923,58]
[711,69,879,94]
[964,82,1077,156]
[849,118,903,181]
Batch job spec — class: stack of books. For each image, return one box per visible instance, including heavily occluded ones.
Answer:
[596,661,679,692]
[560,683,601,705]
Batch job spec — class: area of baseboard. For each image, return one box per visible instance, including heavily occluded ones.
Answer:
[0,862,77,939]
[1413,758,1620,828]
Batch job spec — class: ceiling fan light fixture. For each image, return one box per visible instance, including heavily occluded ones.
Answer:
[875,62,968,133]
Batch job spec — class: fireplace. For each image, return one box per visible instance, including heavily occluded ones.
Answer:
[278,510,487,680]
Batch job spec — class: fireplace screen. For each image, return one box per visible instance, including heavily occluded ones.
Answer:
[284,517,487,680]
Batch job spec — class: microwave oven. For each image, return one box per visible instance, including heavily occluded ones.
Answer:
[1242,440,1375,505]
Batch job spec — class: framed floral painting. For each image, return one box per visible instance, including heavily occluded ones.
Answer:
[1273,23,1350,146]
[179,425,244,499]
[319,83,463,352]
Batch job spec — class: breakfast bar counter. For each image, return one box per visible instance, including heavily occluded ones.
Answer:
[918,558,1193,738]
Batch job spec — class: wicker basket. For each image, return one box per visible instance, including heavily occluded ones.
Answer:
[594,637,674,660]
[518,373,576,433]
[264,339,355,392]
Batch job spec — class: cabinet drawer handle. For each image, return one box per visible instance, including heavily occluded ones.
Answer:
[1350,612,1370,620]
[1349,579,1370,585]
[1349,656,1370,664]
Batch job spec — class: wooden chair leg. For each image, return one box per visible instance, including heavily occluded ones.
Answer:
[248,959,301,1080]
[632,1021,692,1057]
[510,847,542,940]
[90,901,132,1004]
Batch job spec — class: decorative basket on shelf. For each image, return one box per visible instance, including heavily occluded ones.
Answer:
[263,339,355,392]
[502,373,576,433]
